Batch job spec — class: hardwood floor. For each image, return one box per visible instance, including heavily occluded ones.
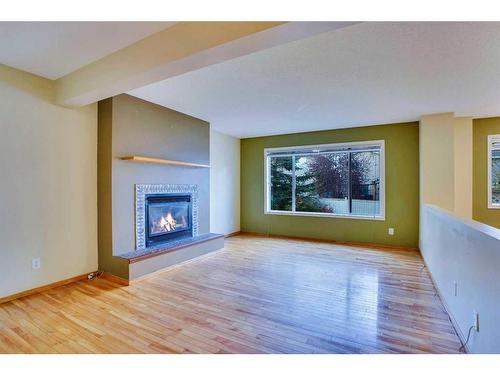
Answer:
[0,234,462,354]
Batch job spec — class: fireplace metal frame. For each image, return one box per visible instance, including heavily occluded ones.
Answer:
[135,184,198,250]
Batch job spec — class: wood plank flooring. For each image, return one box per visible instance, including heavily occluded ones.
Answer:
[0,234,462,353]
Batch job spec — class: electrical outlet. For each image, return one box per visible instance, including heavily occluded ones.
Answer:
[454,281,458,296]
[388,228,394,235]
[32,258,41,270]
[473,311,480,332]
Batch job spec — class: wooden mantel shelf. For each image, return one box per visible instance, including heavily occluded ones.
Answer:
[120,156,210,168]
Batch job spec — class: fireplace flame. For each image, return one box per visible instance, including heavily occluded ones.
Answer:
[159,212,177,232]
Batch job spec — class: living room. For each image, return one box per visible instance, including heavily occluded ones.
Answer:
[1,1,500,372]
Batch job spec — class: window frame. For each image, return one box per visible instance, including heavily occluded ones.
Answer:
[487,134,500,209]
[264,140,385,220]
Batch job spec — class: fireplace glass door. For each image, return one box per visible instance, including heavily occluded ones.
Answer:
[146,194,192,246]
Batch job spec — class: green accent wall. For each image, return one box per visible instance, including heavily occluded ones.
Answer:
[98,98,130,279]
[241,122,420,247]
[473,117,500,228]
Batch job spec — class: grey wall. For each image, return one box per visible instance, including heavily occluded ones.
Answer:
[111,94,210,255]
[98,95,210,278]
[420,204,500,353]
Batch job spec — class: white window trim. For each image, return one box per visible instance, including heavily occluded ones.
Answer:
[487,134,500,209]
[264,140,386,221]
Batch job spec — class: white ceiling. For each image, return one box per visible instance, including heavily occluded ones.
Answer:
[129,22,500,138]
[0,22,174,79]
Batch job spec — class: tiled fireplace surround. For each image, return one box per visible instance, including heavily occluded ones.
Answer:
[117,183,223,277]
[134,183,199,251]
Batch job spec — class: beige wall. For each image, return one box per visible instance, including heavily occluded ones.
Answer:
[210,130,240,235]
[0,64,97,298]
[419,113,473,219]
[454,117,473,218]
[420,113,456,212]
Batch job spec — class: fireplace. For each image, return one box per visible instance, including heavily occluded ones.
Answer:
[145,194,192,247]
[135,184,199,250]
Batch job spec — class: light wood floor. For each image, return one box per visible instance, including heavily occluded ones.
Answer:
[0,234,462,354]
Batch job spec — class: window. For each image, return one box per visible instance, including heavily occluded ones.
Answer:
[488,135,500,209]
[265,140,385,219]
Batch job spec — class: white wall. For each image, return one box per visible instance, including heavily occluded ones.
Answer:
[421,204,500,353]
[419,113,499,353]
[0,64,97,298]
[209,129,240,235]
